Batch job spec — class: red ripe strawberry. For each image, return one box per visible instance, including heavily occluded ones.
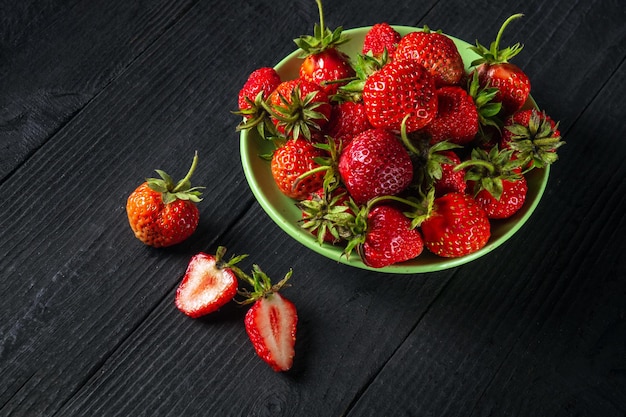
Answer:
[501,109,565,169]
[126,153,204,247]
[362,23,402,58]
[472,175,528,219]
[360,205,424,268]
[363,58,438,132]
[459,146,528,219]
[419,192,491,258]
[431,149,467,197]
[175,247,245,318]
[324,101,372,146]
[237,67,281,114]
[393,27,465,86]
[267,79,332,140]
[469,14,530,115]
[295,0,355,95]
[422,86,479,145]
[240,266,298,372]
[338,128,413,204]
[271,139,326,200]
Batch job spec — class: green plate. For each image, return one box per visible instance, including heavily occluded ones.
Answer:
[240,26,549,274]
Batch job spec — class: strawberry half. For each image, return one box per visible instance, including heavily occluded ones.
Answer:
[175,247,246,318]
[239,266,298,372]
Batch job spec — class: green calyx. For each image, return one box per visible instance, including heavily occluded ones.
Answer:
[505,110,566,169]
[263,84,328,141]
[294,0,349,56]
[146,151,204,204]
[454,146,524,201]
[233,92,279,140]
[298,189,354,245]
[470,13,524,66]
[214,246,249,270]
[235,265,293,305]
[468,71,503,129]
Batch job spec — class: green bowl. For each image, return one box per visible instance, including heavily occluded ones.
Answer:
[240,26,549,274]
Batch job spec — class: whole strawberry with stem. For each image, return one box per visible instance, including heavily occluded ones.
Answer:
[295,0,355,95]
[234,67,282,139]
[362,58,438,132]
[501,108,565,169]
[236,265,298,372]
[394,26,465,86]
[126,152,204,247]
[455,146,528,219]
[469,13,531,116]
[175,247,247,318]
[266,79,332,141]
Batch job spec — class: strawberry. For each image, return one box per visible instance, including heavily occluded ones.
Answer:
[235,67,282,138]
[431,148,467,197]
[126,152,204,247]
[239,266,298,372]
[362,58,438,132]
[324,100,372,146]
[338,128,413,204]
[422,85,479,145]
[267,79,332,140]
[359,204,424,268]
[271,139,326,200]
[175,247,247,318]
[393,26,465,86]
[469,14,530,115]
[418,192,491,258]
[362,22,402,58]
[457,146,528,219]
[501,108,565,169]
[298,187,353,245]
[295,0,355,95]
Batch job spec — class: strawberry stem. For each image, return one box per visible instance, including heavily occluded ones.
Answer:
[172,151,199,193]
[493,13,524,53]
[316,0,325,39]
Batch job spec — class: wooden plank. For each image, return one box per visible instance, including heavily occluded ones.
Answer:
[0,0,197,181]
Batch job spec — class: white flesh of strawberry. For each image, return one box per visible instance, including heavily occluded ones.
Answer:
[176,254,234,316]
[249,293,297,371]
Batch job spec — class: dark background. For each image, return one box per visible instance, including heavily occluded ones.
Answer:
[1,0,624,416]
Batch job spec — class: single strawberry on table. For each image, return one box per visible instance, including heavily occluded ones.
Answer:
[126,152,204,247]
[294,0,355,95]
[393,26,465,87]
[469,14,531,116]
[175,247,247,318]
[238,265,298,372]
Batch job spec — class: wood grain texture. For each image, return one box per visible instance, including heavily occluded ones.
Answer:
[0,0,624,416]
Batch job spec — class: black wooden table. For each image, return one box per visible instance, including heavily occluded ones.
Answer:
[2,1,625,416]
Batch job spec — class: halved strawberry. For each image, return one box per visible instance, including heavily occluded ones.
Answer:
[175,247,246,318]
[239,266,298,372]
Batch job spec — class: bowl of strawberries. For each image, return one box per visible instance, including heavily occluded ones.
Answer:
[237,9,564,273]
